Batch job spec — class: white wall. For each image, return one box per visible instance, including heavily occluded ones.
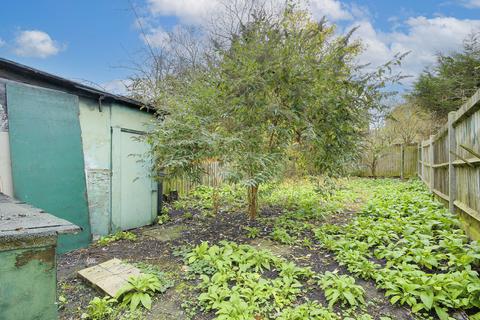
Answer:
[0,132,13,196]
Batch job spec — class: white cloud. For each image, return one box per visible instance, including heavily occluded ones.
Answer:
[0,38,5,47]
[142,0,480,86]
[146,0,355,25]
[351,16,480,84]
[309,0,352,21]
[102,79,132,96]
[144,27,170,49]
[14,30,62,58]
[147,0,218,25]
[462,0,480,8]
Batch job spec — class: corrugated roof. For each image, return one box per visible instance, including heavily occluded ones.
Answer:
[0,58,154,112]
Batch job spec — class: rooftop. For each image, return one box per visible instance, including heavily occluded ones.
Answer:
[0,193,80,241]
[0,58,153,112]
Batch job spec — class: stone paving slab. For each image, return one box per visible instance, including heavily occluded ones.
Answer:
[78,258,141,296]
[142,225,185,242]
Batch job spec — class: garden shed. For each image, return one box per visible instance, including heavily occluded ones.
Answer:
[0,58,159,253]
[0,192,79,319]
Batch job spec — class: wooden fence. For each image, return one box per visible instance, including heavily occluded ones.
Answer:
[418,89,480,240]
[163,161,224,196]
[356,144,418,178]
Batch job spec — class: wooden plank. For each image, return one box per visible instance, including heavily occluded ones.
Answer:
[433,188,449,202]
[448,111,456,212]
[453,88,480,125]
[452,158,480,166]
[432,162,449,168]
[429,136,435,190]
[454,200,480,222]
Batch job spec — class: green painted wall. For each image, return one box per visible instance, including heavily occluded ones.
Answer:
[78,98,157,236]
[0,239,57,320]
[7,83,91,252]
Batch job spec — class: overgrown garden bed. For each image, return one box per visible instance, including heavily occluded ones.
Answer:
[58,178,480,320]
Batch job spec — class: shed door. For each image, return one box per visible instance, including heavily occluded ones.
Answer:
[6,82,91,252]
[111,127,156,230]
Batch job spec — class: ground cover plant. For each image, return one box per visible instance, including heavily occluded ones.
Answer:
[59,177,479,320]
[97,231,137,246]
[181,241,343,319]
[315,179,480,319]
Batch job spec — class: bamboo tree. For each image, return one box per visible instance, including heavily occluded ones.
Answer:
[145,2,403,219]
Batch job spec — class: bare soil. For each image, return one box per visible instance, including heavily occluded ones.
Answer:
[58,204,415,320]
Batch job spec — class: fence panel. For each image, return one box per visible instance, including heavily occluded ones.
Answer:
[419,89,480,240]
[356,144,418,178]
[163,161,224,196]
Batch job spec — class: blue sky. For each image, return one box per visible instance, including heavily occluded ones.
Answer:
[0,0,479,94]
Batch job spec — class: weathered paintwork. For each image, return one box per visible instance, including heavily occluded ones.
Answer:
[78,98,157,235]
[6,82,91,252]
[0,82,13,196]
[0,237,58,320]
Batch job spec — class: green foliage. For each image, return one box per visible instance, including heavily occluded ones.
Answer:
[318,271,365,308]
[261,178,358,219]
[410,32,480,120]
[57,295,68,310]
[115,274,171,312]
[81,296,117,320]
[271,227,296,245]
[172,184,245,214]
[97,231,137,246]
[277,301,340,320]
[315,179,480,318]
[243,226,260,239]
[147,2,402,218]
[185,241,315,319]
[157,213,169,225]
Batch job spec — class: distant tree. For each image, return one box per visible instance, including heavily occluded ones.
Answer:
[361,127,391,177]
[410,32,480,122]
[145,2,403,219]
[384,103,434,145]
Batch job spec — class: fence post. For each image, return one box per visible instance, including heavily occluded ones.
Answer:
[448,112,456,213]
[420,143,424,181]
[417,143,421,179]
[400,144,405,179]
[429,135,435,191]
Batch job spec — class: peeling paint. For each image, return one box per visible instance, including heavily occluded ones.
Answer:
[15,246,54,269]
[86,169,111,235]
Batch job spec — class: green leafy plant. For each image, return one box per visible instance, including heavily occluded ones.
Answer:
[81,296,117,320]
[271,227,296,245]
[185,241,315,319]
[157,214,169,225]
[277,301,340,320]
[318,271,365,308]
[97,231,137,246]
[57,295,68,310]
[315,179,480,319]
[243,226,260,239]
[115,274,168,311]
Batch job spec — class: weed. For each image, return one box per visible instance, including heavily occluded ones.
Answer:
[115,274,171,311]
[81,296,117,320]
[97,231,137,246]
[243,226,260,238]
[318,271,365,308]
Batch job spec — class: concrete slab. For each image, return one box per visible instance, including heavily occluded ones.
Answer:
[77,258,141,297]
[249,238,293,257]
[142,225,185,242]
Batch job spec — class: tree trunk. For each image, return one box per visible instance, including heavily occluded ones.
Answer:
[212,185,220,215]
[247,185,259,220]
